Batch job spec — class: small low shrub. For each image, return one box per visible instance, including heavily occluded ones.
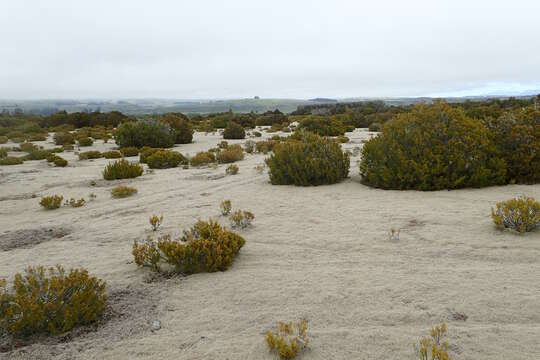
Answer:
[491,196,539,233]
[413,322,451,360]
[244,140,256,153]
[256,140,278,154]
[132,219,245,274]
[62,144,74,151]
[65,198,86,208]
[337,135,349,143]
[254,163,266,174]
[77,137,94,147]
[217,140,229,149]
[223,121,246,139]
[79,151,102,160]
[103,159,144,180]
[54,156,68,167]
[139,147,162,163]
[253,131,262,137]
[39,195,63,210]
[0,156,24,165]
[54,132,75,146]
[265,320,309,359]
[149,214,163,231]
[0,136,8,144]
[23,149,55,161]
[146,150,186,169]
[229,210,255,229]
[119,147,139,157]
[19,142,40,153]
[0,265,106,338]
[0,147,8,158]
[111,185,138,198]
[220,200,232,216]
[102,150,122,159]
[115,119,175,148]
[217,144,244,164]
[226,164,239,175]
[190,151,216,166]
[266,132,350,186]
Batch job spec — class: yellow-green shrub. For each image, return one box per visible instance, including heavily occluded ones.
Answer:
[54,132,75,145]
[0,136,7,144]
[160,113,194,144]
[223,121,245,139]
[103,159,143,180]
[119,146,139,157]
[298,115,345,136]
[217,144,244,164]
[255,140,279,154]
[266,132,350,186]
[0,265,106,338]
[265,320,309,359]
[360,102,506,190]
[111,185,138,198]
[229,210,254,229]
[102,150,122,159]
[139,147,162,163]
[0,156,24,165]
[226,164,239,175]
[132,219,245,274]
[53,156,68,167]
[413,322,451,360]
[77,137,93,147]
[220,200,232,216]
[491,196,539,233]
[79,150,102,160]
[40,195,63,209]
[190,151,216,166]
[0,147,7,158]
[146,150,186,169]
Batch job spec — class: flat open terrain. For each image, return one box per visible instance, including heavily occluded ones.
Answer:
[1,129,539,359]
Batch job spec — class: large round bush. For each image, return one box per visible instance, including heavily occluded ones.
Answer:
[297,115,345,136]
[161,113,194,144]
[223,121,245,139]
[115,119,175,148]
[265,132,350,186]
[359,103,506,190]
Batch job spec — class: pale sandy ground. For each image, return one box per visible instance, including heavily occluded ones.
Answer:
[0,128,539,360]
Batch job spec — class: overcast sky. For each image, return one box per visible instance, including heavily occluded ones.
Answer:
[1,0,539,99]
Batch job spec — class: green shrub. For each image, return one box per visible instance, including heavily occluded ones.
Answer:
[102,150,122,159]
[266,132,350,186]
[0,265,106,338]
[54,156,68,167]
[0,156,24,166]
[223,121,245,139]
[359,103,507,190]
[146,150,186,169]
[62,144,74,151]
[244,140,256,153]
[103,159,144,180]
[161,113,194,144]
[111,185,138,198]
[119,147,139,157]
[19,142,39,153]
[253,131,262,137]
[298,115,345,136]
[265,320,309,359]
[132,219,245,274]
[115,119,175,148]
[23,149,56,161]
[0,147,8,158]
[139,147,161,163]
[368,122,382,132]
[413,322,450,360]
[491,196,539,233]
[190,151,216,166]
[79,151,102,160]
[149,214,163,231]
[217,144,244,164]
[256,140,278,154]
[220,200,232,216]
[229,210,254,229]
[77,137,94,147]
[337,135,349,143]
[39,195,63,209]
[226,164,239,175]
[0,136,7,144]
[54,132,75,145]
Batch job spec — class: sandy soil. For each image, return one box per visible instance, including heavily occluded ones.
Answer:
[0,128,539,360]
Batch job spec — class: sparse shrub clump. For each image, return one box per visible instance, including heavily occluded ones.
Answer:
[0,265,106,338]
[255,140,278,154]
[54,132,75,146]
[244,140,256,153]
[119,147,139,157]
[53,156,68,167]
[115,119,175,148]
[146,150,186,169]
[190,151,216,167]
[413,322,451,360]
[65,198,86,208]
[103,159,144,180]
[79,151,102,160]
[77,137,93,147]
[220,200,232,216]
[0,136,8,144]
[149,214,164,231]
[0,147,7,158]
[360,102,506,190]
[111,185,138,198]
[0,156,23,166]
[217,144,244,164]
[266,132,350,186]
[39,195,63,210]
[223,121,245,139]
[265,320,309,359]
[491,196,539,233]
[226,164,239,175]
[298,115,345,136]
[133,219,245,274]
[229,210,255,229]
[102,150,122,159]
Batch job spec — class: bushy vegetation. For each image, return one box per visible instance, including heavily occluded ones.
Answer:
[79,150,102,160]
[115,119,175,148]
[297,115,345,136]
[255,140,279,154]
[0,147,7,158]
[413,322,451,360]
[54,132,75,146]
[111,185,138,198]
[0,136,8,144]
[0,156,24,165]
[149,214,163,231]
[360,102,507,190]
[190,151,216,166]
[491,196,539,233]
[0,265,106,338]
[266,132,350,186]
[226,164,239,175]
[53,156,68,167]
[65,198,86,208]
[146,150,186,169]
[265,320,309,359]
[132,219,245,274]
[220,200,232,216]
[160,113,194,144]
[102,150,122,159]
[119,147,139,157]
[216,144,244,164]
[103,159,144,180]
[77,137,93,147]
[39,195,63,209]
[223,121,245,139]
[229,210,254,229]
